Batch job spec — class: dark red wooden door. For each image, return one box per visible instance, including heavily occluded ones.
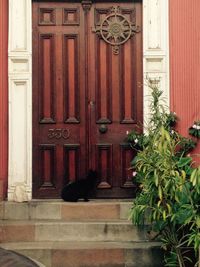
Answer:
[88,2,142,198]
[32,1,142,198]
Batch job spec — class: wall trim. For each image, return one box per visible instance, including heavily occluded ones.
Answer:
[0,0,8,199]
[8,0,32,200]
[8,0,169,200]
[143,0,169,124]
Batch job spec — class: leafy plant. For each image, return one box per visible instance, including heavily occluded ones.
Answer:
[126,129,148,150]
[128,80,200,267]
[189,121,200,138]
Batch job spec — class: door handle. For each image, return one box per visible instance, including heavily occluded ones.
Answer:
[99,124,108,134]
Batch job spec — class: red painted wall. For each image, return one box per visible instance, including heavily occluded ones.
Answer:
[169,0,200,160]
[0,0,8,199]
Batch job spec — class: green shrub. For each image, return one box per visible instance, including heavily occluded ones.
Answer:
[128,80,200,267]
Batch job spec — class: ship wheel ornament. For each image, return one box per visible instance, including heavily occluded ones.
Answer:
[94,6,140,55]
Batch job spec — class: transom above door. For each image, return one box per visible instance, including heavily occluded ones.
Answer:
[32,0,142,198]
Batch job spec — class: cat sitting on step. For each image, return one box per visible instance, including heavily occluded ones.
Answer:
[61,170,98,202]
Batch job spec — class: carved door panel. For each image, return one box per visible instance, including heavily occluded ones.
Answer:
[32,1,142,198]
[87,2,142,197]
[32,2,86,198]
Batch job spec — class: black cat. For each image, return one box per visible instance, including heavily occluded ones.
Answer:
[61,170,98,202]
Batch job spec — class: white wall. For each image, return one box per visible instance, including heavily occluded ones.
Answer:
[143,0,169,125]
[8,0,32,200]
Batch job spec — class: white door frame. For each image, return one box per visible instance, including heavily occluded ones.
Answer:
[8,0,169,200]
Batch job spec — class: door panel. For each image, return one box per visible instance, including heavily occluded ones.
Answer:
[88,2,142,197]
[32,1,142,198]
[32,2,86,198]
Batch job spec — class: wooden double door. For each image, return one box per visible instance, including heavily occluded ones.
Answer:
[32,0,142,198]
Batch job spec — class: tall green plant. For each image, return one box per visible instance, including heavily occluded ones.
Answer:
[128,80,200,267]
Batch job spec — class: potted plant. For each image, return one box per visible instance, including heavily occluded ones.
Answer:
[127,80,200,267]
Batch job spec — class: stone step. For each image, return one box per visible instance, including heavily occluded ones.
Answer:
[0,201,132,221]
[0,241,163,267]
[0,220,148,243]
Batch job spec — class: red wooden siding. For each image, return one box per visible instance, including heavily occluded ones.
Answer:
[169,0,200,158]
[0,0,8,199]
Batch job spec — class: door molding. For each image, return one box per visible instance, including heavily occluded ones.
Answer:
[8,0,169,200]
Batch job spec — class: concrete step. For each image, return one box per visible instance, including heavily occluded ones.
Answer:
[0,220,148,243]
[0,241,163,267]
[0,201,164,266]
[0,201,132,221]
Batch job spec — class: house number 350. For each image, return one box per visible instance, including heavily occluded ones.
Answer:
[48,128,70,139]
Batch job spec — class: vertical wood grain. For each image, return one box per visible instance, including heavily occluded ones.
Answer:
[169,0,200,158]
[39,34,55,123]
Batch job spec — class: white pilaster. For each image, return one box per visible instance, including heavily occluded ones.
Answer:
[143,0,169,125]
[8,0,32,201]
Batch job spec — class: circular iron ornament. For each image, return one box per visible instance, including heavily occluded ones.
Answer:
[93,6,140,55]
[100,13,132,46]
